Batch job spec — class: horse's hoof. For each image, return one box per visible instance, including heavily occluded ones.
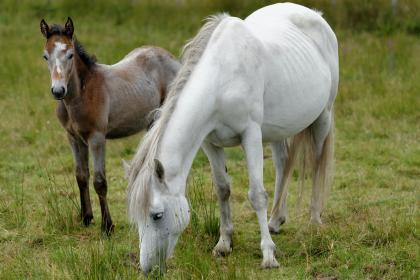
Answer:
[213,239,232,257]
[82,214,93,226]
[268,216,286,234]
[268,224,280,234]
[261,257,280,269]
[310,216,322,225]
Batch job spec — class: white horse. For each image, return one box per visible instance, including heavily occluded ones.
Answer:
[127,3,338,274]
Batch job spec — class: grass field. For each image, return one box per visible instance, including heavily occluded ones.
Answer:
[0,0,419,279]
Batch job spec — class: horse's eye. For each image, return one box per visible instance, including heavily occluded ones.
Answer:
[43,55,48,61]
[152,212,163,221]
[67,53,74,60]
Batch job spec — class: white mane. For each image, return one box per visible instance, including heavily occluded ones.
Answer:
[127,13,229,224]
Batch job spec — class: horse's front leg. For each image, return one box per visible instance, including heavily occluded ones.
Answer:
[68,133,93,226]
[88,132,114,234]
[242,122,279,269]
[202,141,233,257]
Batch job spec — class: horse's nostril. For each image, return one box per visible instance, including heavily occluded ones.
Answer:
[51,86,66,99]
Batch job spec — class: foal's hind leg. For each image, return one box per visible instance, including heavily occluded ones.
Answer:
[242,122,279,268]
[310,109,333,225]
[89,132,114,234]
[68,134,93,226]
[268,141,288,233]
[202,141,233,257]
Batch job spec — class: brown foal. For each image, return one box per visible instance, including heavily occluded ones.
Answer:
[40,18,180,233]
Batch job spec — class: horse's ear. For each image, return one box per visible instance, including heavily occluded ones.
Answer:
[40,19,49,38]
[65,17,74,38]
[154,159,165,182]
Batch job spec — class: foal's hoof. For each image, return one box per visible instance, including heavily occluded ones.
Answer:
[102,222,115,235]
[82,214,93,226]
[261,257,280,269]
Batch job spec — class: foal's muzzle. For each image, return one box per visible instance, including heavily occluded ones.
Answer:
[51,86,66,100]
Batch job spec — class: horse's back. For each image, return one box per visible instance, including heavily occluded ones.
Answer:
[106,47,179,89]
[243,3,338,139]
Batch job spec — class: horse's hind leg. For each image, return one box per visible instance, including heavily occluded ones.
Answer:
[310,109,334,225]
[242,122,279,268]
[268,140,288,233]
[202,141,233,257]
[68,134,93,226]
[89,132,114,234]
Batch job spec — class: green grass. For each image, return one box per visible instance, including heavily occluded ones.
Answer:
[0,0,419,279]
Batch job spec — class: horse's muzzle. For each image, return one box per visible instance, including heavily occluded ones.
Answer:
[51,86,66,100]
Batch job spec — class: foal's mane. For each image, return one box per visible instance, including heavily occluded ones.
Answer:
[127,13,229,224]
[48,24,97,69]
[74,39,97,69]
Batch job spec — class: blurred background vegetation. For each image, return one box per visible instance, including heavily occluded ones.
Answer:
[0,1,418,279]
[1,0,419,33]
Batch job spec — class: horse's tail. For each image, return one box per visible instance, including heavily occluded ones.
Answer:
[272,113,334,217]
[312,114,334,211]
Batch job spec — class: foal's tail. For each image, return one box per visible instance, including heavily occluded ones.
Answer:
[274,114,334,216]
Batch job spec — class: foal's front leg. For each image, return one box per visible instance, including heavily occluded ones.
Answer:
[68,133,93,225]
[88,132,114,234]
[242,123,279,268]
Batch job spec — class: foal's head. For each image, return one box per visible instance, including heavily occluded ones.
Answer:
[40,18,75,100]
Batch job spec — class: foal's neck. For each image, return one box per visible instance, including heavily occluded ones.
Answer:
[66,53,93,102]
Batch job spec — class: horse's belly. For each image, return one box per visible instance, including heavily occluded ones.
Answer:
[206,124,242,147]
[261,61,331,141]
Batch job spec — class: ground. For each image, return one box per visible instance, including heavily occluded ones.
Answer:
[0,1,418,279]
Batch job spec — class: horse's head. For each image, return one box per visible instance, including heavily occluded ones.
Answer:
[40,18,75,100]
[132,159,190,275]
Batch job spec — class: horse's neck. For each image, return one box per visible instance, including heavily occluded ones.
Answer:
[158,89,215,195]
[65,56,93,104]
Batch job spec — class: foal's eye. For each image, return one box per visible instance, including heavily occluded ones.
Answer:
[67,53,74,60]
[43,55,48,61]
[152,213,163,221]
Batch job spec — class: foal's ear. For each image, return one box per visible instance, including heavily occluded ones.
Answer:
[154,159,165,182]
[65,17,74,38]
[40,19,49,38]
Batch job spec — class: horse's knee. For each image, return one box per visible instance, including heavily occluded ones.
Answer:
[75,168,89,188]
[248,188,268,211]
[216,182,231,201]
[93,173,107,196]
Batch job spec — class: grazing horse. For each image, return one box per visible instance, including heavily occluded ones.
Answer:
[40,18,180,233]
[127,3,338,274]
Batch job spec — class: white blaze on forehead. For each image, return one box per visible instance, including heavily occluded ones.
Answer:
[54,41,67,52]
[55,58,63,74]
[51,42,68,76]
